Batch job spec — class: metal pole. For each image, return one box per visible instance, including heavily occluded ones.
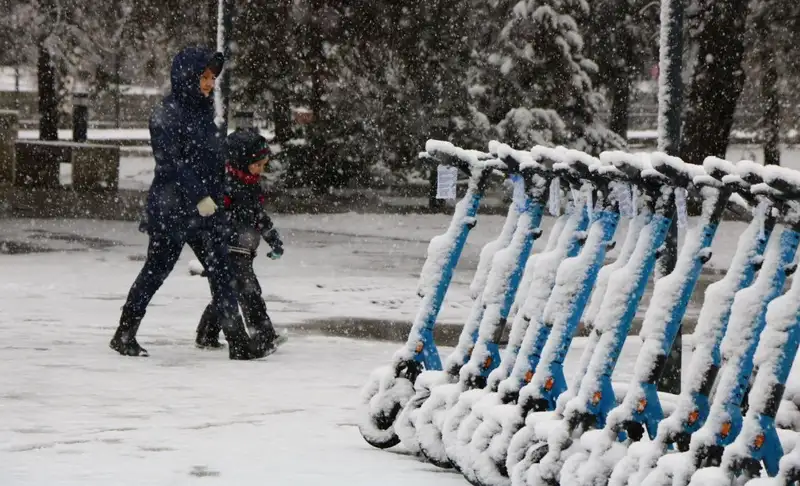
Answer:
[215,0,233,138]
[656,0,684,395]
[214,0,233,139]
[222,0,233,136]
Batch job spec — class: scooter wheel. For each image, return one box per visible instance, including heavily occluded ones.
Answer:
[358,366,414,449]
[359,403,403,449]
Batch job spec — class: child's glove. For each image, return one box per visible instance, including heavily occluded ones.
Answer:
[267,245,284,260]
[262,228,284,260]
[197,196,217,217]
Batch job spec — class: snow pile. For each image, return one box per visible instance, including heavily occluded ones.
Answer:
[650,151,706,183]
[737,159,767,184]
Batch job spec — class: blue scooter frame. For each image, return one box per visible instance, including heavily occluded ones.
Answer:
[358,140,500,450]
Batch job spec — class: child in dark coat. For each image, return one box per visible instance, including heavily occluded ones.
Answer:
[195,129,287,353]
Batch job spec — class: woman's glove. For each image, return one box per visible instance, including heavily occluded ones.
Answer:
[197,196,217,217]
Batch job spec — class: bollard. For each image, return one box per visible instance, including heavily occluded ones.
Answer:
[72,89,89,143]
[0,110,19,184]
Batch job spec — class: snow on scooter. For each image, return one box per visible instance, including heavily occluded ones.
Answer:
[396,142,557,454]
[564,155,738,486]
[359,140,502,449]
[416,148,594,468]
[509,152,680,486]
[500,153,652,485]
[609,161,775,486]
[641,164,800,486]
[455,152,636,486]
[689,165,800,485]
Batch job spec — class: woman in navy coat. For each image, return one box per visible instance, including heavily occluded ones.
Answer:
[110,46,267,360]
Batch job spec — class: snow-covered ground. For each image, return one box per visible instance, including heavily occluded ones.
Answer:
[1,216,697,485]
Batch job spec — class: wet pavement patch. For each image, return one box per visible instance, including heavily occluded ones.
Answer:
[0,240,59,255]
[0,229,125,255]
[25,229,124,250]
[293,313,701,345]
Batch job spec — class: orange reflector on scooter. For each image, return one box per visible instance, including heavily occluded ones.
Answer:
[753,433,765,450]
[687,410,699,425]
[720,422,732,438]
[592,391,602,405]
[544,377,554,391]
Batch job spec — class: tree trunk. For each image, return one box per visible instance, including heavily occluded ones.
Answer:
[37,42,58,141]
[609,73,631,139]
[307,0,328,194]
[607,0,631,139]
[207,0,219,47]
[680,0,749,164]
[272,0,293,143]
[273,96,292,143]
[114,51,121,129]
[762,56,780,166]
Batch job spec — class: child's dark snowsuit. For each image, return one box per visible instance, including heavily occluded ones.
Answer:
[195,129,284,350]
[110,46,267,360]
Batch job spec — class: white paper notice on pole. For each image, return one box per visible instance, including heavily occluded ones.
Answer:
[436,165,458,200]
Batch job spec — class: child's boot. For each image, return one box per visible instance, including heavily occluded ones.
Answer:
[196,304,224,349]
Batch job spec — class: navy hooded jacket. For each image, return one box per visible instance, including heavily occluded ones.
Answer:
[145,46,225,233]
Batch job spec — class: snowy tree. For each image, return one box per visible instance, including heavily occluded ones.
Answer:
[488,0,625,154]
[232,0,298,142]
[738,0,800,165]
[584,0,660,137]
[680,0,750,164]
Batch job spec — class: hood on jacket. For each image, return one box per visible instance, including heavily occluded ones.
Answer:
[225,129,271,171]
[170,46,224,107]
